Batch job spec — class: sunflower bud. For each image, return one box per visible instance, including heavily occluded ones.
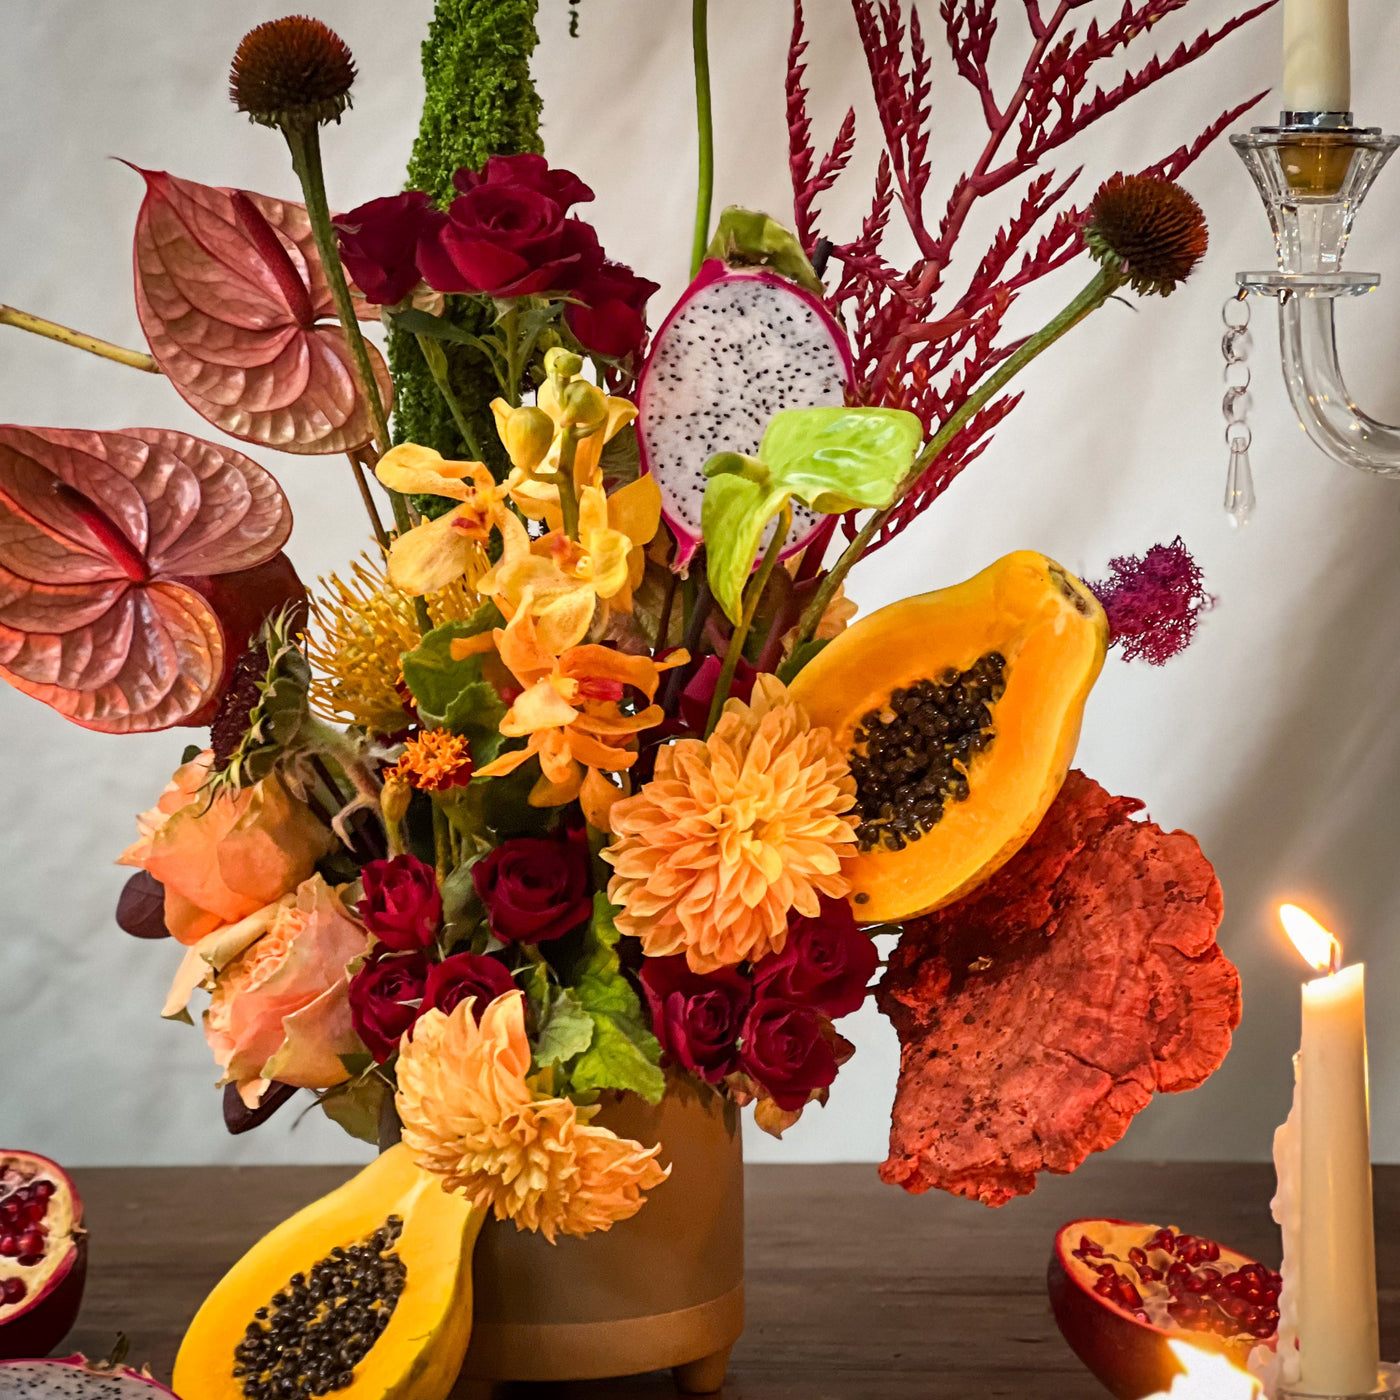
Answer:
[501,406,555,472]
[229,16,356,130]
[1083,174,1208,298]
[558,380,609,437]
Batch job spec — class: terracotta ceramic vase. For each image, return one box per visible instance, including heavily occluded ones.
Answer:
[452,1087,745,1396]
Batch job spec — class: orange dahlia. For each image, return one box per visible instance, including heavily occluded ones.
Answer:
[602,674,858,973]
[395,991,669,1241]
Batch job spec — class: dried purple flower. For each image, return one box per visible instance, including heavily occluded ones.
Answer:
[1088,537,1214,666]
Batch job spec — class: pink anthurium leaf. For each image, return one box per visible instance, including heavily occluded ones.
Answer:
[0,425,299,733]
[131,168,392,455]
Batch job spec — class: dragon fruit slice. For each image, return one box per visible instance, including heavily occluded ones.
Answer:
[636,259,853,569]
[0,1355,178,1397]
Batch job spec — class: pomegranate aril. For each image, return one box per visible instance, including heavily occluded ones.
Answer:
[1075,1235,1105,1259]
[1146,1228,1177,1253]
[0,1237,18,1258]
[15,1229,44,1257]
[32,1181,53,1201]
[0,1277,25,1305]
[23,1200,47,1226]
[1113,1280,1144,1309]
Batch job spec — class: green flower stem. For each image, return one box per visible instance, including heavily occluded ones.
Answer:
[346,453,391,552]
[415,332,488,460]
[304,716,384,803]
[555,430,581,539]
[792,265,1122,648]
[706,503,791,736]
[502,302,523,407]
[432,799,453,883]
[281,121,413,538]
[690,0,714,279]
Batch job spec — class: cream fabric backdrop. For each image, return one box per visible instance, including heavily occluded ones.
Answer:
[2,0,1400,1169]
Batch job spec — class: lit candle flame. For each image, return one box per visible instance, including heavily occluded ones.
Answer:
[1280,903,1342,975]
[1144,1339,1262,1399]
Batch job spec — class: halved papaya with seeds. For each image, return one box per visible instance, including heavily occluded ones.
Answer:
[174,1144,481,1400]
[790,551,1107,924]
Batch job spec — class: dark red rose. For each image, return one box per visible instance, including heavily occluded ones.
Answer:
[349,950,429,1062]
[640,956,751,1083]
[679,653,758,733]
[739,999,840,1111]
[754,896,878,1019]
[566,261,660,360]
[424,952,516,1018]
[334,191,441,306]
[418,153,601,298]
[357,855,441,951]
[472,827,592,944]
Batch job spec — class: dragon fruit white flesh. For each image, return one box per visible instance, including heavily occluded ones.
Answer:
[0,1355,179,1398]
[636,259,854,569]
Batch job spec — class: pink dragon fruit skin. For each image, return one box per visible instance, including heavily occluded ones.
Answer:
[0,1354,180,1398]
[636,258,854,570]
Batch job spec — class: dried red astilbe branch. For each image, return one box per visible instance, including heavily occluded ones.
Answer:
[785,0,1274,552]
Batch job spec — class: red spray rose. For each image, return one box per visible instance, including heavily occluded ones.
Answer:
[417,153,601,298]
[740,1000,840,1111]
[348,950,430,1062]
[334,191,441,306]
[424,952,516,1018]
[639,956,751,1084]
[472,826,592,944]
[754,896,878,1019]
[566,261,660,360]
[357,855,441,952]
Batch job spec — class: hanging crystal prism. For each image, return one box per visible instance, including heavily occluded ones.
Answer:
[1224,437,1256,527]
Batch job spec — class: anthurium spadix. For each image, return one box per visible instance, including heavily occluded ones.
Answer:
[702,406,923,623]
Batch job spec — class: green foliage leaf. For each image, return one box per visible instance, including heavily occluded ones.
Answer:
[759,407,923,513]
[533,988,596,1068]
[386,304,486,348]
[599,422,641,489]
[777,637,831,685]
[400,603,508,761]
[562,895,665,1104]
[319,1073,391,1146]
[705,206,824,295]
[701,472,787,625]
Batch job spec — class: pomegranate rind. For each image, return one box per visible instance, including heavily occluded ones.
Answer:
[0,1354,178,1394]
[1048,1218,1274,1400]
[878,771,1241,1205]
[635,258,853,570]
[0,1152,86,1362]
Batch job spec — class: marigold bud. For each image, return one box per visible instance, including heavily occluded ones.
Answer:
[381,773,412,825]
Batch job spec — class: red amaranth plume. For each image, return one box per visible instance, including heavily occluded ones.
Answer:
[1088,537,1213,665]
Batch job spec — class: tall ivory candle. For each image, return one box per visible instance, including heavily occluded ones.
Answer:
[1274,906,1379,1396]
[1283,0,1351,113]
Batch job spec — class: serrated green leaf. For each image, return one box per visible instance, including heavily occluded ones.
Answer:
[777,637,831,685]
[533,988,595,1068]
[387,304,484,347]
[319,1074,391,1145]
[400,604,508,759]
[561,895,665,1104]
[759,407,923,513]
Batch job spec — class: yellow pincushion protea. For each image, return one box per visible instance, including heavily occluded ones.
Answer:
[602,675,858,974]
[395,991,669,1242]
[305,555,478,731]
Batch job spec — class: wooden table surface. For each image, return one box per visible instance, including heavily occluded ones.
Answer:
[63,1158,1400,1399]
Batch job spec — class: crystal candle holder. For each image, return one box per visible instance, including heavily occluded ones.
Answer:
[1232,117,1400,476]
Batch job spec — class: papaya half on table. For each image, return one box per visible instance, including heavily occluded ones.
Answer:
[174,1143,481,1400]
[791,550,1108,925]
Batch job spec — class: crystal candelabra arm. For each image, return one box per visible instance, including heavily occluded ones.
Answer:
[1277,290,1400,476]
[1232,120,1400,478]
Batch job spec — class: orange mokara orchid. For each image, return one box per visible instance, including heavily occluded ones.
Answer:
[454,608,684,824]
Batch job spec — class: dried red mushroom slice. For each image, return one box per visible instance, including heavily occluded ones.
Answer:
[877,770,1240,1206]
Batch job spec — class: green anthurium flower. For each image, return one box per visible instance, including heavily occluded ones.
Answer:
[701,406,924,623]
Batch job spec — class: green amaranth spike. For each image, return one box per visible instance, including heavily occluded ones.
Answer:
[389,0,544,477]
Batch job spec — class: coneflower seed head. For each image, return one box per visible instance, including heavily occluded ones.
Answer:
[229,16,356,129]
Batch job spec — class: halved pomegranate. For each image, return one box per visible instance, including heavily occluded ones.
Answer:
[1048,1218,1280,1399]
[0,1152,87,1360]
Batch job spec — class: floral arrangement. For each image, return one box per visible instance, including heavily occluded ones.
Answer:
[0,0,1268,1258]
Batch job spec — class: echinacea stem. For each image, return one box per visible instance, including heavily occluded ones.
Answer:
[0,304,160,374]
[793,265,1121,649]
[706,504,791,736]
[690,0,714,279]
[346,452,392,552]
